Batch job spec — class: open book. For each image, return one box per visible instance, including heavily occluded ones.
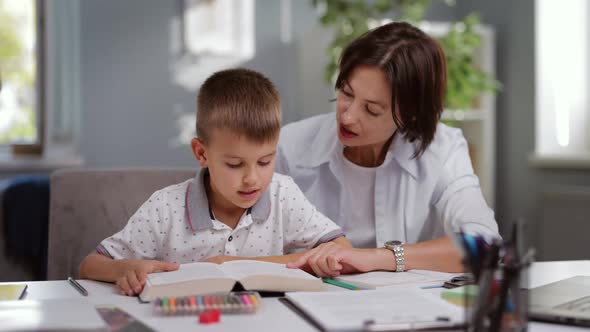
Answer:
[333,270,460,289]
[139,261,324,301]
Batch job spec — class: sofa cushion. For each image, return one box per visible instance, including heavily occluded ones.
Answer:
[47,168,196,280]
[0,175,50,280]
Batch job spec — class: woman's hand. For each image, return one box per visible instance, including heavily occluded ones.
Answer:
[115,259,179,296]
[285,242,353,277]
[325,248,395,273]
[287,247,395,277]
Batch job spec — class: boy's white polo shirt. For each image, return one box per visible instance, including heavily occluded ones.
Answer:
[97,170,344,264]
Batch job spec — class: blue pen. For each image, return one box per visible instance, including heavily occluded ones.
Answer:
[463,233,479,261]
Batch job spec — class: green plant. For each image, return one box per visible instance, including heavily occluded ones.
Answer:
[0,1,37,144]
[311,0,500,110]
[0,3,26,84]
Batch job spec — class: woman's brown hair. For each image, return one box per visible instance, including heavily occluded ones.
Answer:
[335,22,447,157]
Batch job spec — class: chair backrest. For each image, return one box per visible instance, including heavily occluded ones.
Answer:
[47,168,196,280]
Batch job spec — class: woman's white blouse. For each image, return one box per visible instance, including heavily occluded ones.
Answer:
[276,112,499,247]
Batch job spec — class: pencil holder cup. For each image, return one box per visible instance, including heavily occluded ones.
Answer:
[455,229,532,332]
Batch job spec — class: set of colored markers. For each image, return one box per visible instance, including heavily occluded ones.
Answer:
[153,291,262,315]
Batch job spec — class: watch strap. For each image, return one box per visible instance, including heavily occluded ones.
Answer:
[392,244,405,272]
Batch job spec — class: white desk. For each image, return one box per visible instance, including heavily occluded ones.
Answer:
[3,261,590,331]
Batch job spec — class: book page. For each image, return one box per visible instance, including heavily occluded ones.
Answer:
[286,288,464,331]
[147,262,228,286]
[219,260,317,281]
[335,270,455,289]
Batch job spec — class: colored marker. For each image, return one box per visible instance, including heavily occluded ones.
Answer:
[322,278,360,290]
[241,294,252,306]
[169,297,176,315]
[189,296,197,313]
[197,295,204,312]
[162,297,169,315]
[248,293,258,305]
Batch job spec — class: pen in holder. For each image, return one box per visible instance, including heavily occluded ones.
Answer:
[454,221,533,332]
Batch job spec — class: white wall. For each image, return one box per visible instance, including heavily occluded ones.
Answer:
[78,0,315,167]
[77,0,457,168]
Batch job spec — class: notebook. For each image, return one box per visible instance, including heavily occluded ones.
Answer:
[0,284,27,301]
[0,298,107,331]
[285,288,465,331]
[333,270,459,289]
[529,276,590,327]
[139,260,324,302]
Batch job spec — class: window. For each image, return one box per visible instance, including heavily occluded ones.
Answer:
[171,0,254,91]
[534,0,590,163]
[0,0,42,149]
[181,0,253,58]
[170,0,255,147]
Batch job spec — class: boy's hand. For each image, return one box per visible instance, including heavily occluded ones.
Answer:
[115,260,179,296]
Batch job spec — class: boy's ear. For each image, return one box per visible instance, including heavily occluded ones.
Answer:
[191,137,208,168]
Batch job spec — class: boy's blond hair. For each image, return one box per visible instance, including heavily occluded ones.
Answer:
[196,68,281,143]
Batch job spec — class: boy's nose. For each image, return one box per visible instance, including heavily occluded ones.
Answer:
[243,169,258,185]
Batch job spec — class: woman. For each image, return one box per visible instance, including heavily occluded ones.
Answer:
[277,22,499,277]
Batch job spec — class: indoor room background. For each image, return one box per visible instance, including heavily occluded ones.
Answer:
[0,0,589,282]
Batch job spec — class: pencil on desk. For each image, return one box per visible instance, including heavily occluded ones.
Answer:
[67,277,88,296]
[322,278,360,290]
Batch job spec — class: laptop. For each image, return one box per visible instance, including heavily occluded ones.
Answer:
[529,276,590,326]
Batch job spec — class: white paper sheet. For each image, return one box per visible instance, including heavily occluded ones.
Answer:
[335,270,458,289]
[0,298,106,331]
[286,288,464,331]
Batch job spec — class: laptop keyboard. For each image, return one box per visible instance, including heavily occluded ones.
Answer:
[555,296,590,312]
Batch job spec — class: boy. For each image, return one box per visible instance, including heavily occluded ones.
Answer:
[79,69,349,296]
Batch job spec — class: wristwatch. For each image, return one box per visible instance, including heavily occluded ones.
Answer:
[384,240,405,272]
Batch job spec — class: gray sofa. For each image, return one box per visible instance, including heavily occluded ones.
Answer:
[47,168,196,280]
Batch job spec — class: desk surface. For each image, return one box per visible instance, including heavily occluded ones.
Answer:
[3,260,590,331]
